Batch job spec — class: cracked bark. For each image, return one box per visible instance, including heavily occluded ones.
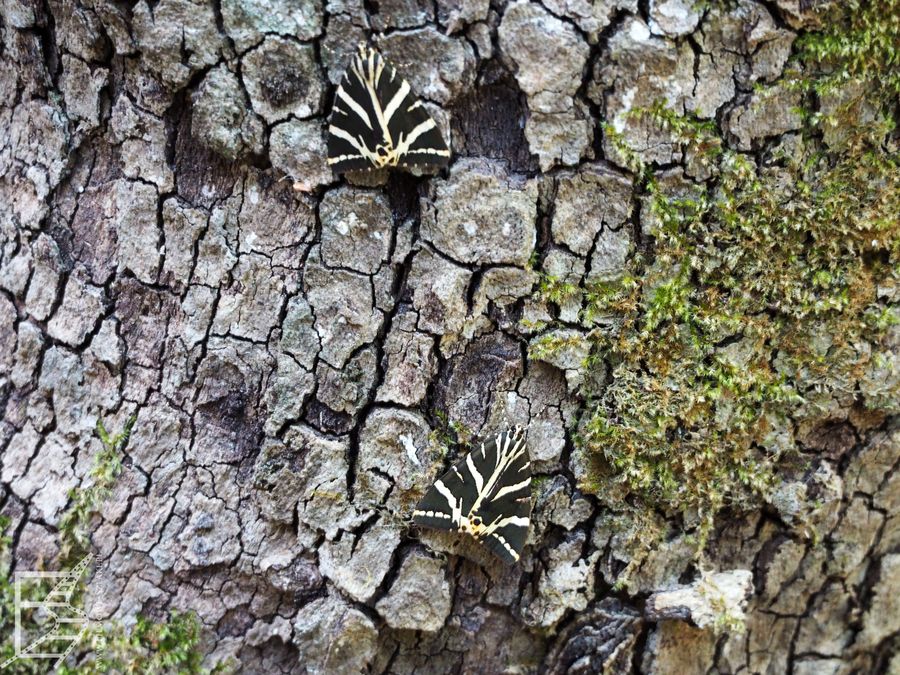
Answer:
[0,0,896,673]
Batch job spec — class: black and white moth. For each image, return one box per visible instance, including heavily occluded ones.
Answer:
[327,44,451,173]
[413,426,532,565]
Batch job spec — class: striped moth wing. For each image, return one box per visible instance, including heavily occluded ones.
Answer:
[413,426,532,565]
[327,44,451,173]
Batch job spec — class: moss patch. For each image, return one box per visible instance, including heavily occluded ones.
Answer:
[0,418,224,674]
[58,416,135,561]
[533,0,900,536]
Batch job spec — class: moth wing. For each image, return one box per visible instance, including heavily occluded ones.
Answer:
[389,99,450,170]
[471,427,532,564]
[412,450,477,531]
[327,46,383,172]
[327,45,450,173]
[414,427,532,565]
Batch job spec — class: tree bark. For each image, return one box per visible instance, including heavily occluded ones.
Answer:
[0,0,896,673]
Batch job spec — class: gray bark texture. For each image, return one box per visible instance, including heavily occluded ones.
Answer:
[0,0,897,673]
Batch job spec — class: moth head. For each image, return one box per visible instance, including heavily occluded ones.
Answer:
[460,514,486,538]
[374,143,398,168]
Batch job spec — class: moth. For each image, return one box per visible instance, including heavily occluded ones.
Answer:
[413,426,532,565]
[327,44,451,173]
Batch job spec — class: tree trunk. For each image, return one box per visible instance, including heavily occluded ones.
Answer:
[0,0,896,673]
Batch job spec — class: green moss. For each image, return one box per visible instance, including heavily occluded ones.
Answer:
[797,0,900,101]
[527,330,588,362]
[535,0,900,537]
[0,418,226,674]
[58,611,226,675]
[431,409,474,446]
[700,576,748,635]
[0,517,43,674]
[535,274,583,307]
[59,416,136,561]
